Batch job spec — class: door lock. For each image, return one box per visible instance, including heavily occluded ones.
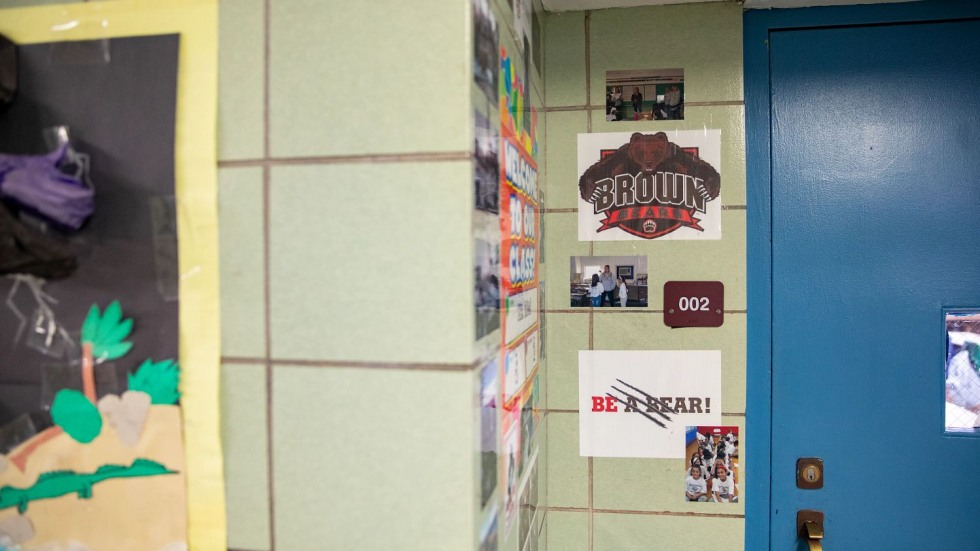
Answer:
[797,457,824,489]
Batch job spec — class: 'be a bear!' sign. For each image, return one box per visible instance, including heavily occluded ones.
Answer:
[580,350,721,458]
[577,130,722,241]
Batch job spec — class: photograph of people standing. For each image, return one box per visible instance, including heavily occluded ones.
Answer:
[606,86,624,121]
[600,265,616,306]
[604,68,684,121]
[569,256,648,308]
[631,86,643,115]
[664,83,683,120]
[589,274,603,307]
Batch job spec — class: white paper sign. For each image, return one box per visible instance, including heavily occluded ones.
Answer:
[579,350,721,458]
[505,287,538,344]
[578,130,722,241]
[504,329,538,403]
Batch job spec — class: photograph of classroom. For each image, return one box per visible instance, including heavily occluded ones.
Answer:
[569,256,647,307]
[605,68,684,121]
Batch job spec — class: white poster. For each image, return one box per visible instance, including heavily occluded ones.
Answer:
[579,350,721,458]
[502,408,521,532]
[505,287,538,343]
[504,329,538,403]
[577,130,722,241]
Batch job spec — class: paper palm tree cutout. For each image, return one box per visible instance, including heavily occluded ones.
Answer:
[128,359,180,405]
[80,301,133,401]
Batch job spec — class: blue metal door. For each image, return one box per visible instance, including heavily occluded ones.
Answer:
[767,15,980,550]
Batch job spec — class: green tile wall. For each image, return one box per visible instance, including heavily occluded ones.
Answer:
[220,363,271,551]
[215,0,549,549]
[267,0,469,158]
[218,167,266,359]
[594,512,744,550]
[542,3,746,550]
[587,3,744,105]
[271,365,474,551]
[267,162,473,364]
[218,0,264,161]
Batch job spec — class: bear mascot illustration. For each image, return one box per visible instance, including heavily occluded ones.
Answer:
[579,132,720,237]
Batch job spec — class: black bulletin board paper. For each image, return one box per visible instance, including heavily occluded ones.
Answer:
[0,35,180,427]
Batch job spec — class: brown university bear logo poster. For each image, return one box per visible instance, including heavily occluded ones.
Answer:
[578,131,722,240]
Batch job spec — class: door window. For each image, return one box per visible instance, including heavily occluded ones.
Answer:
[945,311,980,433]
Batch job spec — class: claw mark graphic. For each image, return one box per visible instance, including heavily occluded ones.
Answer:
[605,379,676,430]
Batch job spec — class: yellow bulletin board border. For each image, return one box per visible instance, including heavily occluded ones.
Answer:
[0,1,224,549]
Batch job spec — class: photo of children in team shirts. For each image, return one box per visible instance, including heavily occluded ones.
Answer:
[684,426,739,503]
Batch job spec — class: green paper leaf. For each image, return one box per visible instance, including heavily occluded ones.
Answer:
[128,358,180,405]
[81,304,101,344]
[98,318,133,346]
[93,341,134,361]
[96,301,123,343]
[51,389,102,444]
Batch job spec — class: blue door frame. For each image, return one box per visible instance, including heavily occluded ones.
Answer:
[744,1,980,548]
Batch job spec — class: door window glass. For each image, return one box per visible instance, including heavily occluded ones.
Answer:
[945,312,980,433]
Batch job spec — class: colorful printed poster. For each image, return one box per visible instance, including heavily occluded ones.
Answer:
[479,359,499,509]
[501,405,521,531]
[578,130,722,241]
[516,451,540,551]
[579,350,721,458]
[500,133,538,331]
[499,47,539,408]
[474,206,502,350]
[479,504,499,551]
[472,0,499,104]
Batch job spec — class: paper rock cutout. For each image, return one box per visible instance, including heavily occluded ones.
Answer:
[0,515,35,544]
[0,453,8,474]
[97,391,151,446]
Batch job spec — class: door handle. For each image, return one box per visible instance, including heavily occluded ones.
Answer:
[803,520,823,551]
[798,510,824,551]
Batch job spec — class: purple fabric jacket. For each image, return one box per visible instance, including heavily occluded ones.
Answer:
[0,142,94,230]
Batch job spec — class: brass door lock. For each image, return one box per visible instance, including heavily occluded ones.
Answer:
[797,457,824,489]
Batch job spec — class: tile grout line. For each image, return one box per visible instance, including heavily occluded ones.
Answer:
[540,309,748,315]
[216,150,471,168]
[543,100,745,112]
[262,0,276,547]
[585,15,594,542]
[543,506,744,519]
[588,456,594,551]
[221,356,481,371]
[584,11,592,136]
[593,508,745,519]
[266,358,477,371]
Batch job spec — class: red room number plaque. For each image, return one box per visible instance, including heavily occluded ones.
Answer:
[663,281,724,327]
